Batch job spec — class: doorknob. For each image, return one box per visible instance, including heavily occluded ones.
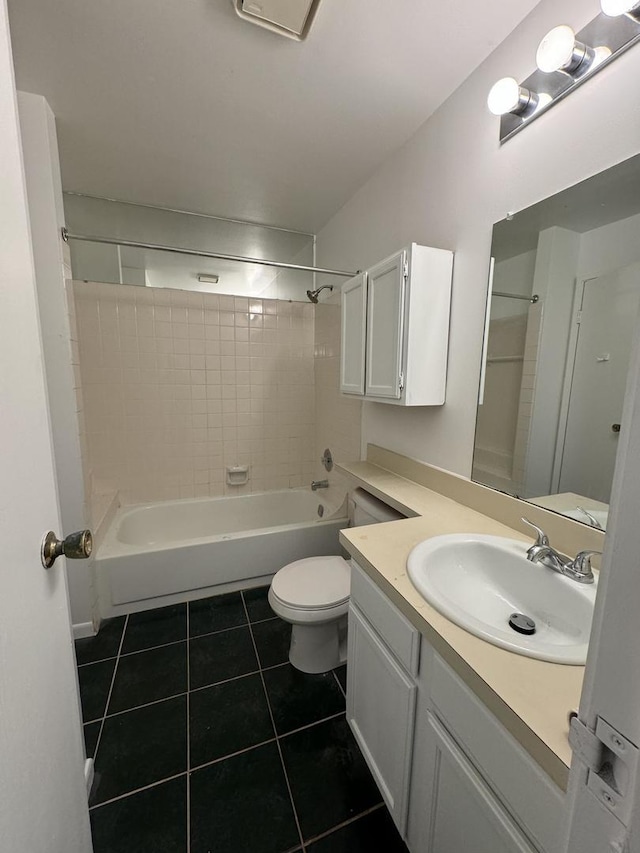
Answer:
[41,529,93,569]
[612,423,621,433]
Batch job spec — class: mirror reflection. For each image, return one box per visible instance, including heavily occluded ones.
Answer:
[63,193,317,301]
[473,152,640,530]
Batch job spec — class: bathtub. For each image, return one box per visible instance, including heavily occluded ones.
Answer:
[96,489,348,609]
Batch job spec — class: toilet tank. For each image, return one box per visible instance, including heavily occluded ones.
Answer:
[350,488,406,527]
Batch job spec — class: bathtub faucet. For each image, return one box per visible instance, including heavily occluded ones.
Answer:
[311,479,329,491]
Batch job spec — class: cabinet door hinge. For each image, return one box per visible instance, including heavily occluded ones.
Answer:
[576,309,583,324]
[569,714,639,826]
[403,261,409,280]
[399,371,405,391]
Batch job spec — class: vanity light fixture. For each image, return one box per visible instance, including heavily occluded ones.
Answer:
[489,5,640,143]
[601,0,640,18]
[487,78,538,117]
[535,25,595,74]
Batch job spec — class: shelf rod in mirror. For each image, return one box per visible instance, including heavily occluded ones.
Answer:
[493,290,539,303]
[61,228,359,278]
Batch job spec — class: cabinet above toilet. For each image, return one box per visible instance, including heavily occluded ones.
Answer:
[340,243,453,406]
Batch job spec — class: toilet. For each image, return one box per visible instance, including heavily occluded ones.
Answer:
[268,488,405,673]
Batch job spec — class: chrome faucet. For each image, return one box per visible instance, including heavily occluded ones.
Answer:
[311,479,329,491]
[521,518,600,584]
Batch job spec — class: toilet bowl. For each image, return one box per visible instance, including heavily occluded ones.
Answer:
[268,488,405,673]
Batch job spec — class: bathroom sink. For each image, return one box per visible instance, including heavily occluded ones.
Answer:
[406,534,597,664]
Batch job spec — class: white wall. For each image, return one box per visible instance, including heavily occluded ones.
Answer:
[578,208,640,280]
[316,0,640,476]
[18,92,95,631]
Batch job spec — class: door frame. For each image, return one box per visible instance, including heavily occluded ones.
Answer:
[550,276,586,494]
[564,282,640,850]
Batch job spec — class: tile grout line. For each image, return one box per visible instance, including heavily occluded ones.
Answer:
[188,710,348,776]
[83,659,294,727]
[186,603,191,853]
[303,802,387,848]
[241,590,306,853]
[333,669,346,700]
[91,614,129,769]
[88,771,189,812]
[77,613,280,667]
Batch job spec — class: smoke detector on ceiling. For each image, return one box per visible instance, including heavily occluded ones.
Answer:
[232,0,322,41]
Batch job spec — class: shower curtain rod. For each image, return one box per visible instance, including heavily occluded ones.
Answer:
[493,290,539,304]
[61,228,359,278]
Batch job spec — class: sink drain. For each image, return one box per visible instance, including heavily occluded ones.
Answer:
[508,613,536,635]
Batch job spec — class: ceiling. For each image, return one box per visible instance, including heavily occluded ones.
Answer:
[9,0,541,233]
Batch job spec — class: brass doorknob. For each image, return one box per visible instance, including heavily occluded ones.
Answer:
[41,529,93,569]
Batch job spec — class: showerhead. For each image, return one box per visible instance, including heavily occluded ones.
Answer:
[306,285,333,303]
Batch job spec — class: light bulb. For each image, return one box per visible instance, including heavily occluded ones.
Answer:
[536,25,594,74]
[487,77,538,116]
[601,0,640,15]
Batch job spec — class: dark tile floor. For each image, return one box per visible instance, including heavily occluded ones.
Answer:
[76,586,409,853]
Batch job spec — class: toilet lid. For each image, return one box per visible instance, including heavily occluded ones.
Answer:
[271,556,350,610]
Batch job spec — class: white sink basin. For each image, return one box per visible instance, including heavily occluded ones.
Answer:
[406,534,597,664]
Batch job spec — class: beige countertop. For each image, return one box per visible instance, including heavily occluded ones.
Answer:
[337,459,585,791]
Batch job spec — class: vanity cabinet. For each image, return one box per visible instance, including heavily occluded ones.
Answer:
[419,713,536,853]
[340,244,453,405]
[347,561,565,853]
[347,605,417,834]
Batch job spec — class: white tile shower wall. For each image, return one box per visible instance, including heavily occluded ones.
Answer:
[313,301,362,503]
[73,282,316,504]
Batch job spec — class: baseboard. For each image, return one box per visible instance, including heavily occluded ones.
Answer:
[84,758,94,798]
[73,621,96,640]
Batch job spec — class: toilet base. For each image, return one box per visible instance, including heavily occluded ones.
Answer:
[289,616,348,674]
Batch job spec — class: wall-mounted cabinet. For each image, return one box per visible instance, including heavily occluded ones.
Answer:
[340,243,453,406]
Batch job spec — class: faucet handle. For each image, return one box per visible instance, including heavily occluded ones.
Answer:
[570,550,602,575]
[521,517,549,547]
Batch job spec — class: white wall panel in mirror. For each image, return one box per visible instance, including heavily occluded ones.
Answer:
[473,152,640,531]
[63,193,315,301]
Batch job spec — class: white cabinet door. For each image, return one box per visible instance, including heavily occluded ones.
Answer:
[365,250,405,399]
[422,713,536,853]
[340,272,367,395]
[346,604,416,836]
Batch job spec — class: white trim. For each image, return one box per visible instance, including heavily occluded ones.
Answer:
[550,278,585,493]
[84,759,94,799]
[478,257,495,406]
[73,622,96,640]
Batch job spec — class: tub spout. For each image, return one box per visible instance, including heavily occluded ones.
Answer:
[311,479,329,491]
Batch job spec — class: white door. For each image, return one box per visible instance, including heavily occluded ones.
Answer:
[0,4,92,851]
[365,250,405,399]
[564,263,640,850]
[340,272,367,395]
[557,265,640,501]
[346,605,416,836]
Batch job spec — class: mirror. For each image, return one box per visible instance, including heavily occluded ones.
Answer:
[473,152,640,531]
[63,193,317,302]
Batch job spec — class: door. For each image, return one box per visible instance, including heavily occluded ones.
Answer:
[346,604,416,836]
[0,4,92,851]
[340,272,367,395]
[564,257,640,850]
[557,265,640,501]
[365,250,405,399]
[423,713,536,853]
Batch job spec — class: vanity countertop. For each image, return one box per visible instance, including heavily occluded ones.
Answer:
[337,459,585,791]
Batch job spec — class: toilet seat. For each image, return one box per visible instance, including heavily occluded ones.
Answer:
[270,555,350,611]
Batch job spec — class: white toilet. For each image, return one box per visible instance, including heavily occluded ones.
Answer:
[268,488,405,673]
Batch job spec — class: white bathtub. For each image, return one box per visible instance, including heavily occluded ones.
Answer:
[96,489,348,609]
